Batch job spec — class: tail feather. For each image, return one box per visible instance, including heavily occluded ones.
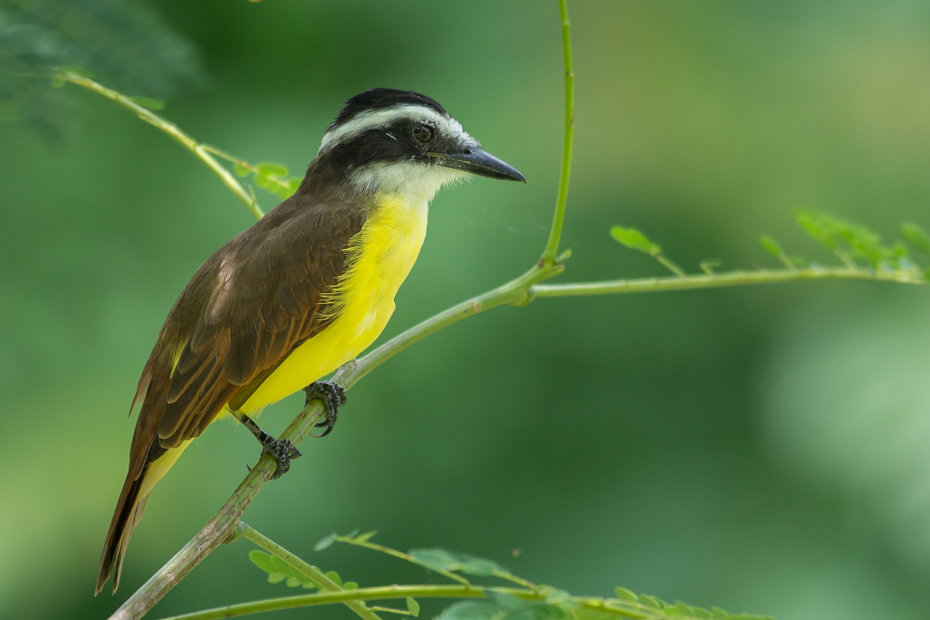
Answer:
[96,463,149,595]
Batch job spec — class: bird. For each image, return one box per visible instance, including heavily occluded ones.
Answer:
[95,88,525,595]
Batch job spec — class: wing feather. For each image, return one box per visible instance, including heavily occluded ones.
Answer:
[151,198,363,448]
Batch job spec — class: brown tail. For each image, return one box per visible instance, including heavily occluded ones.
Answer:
[95,462,150,595]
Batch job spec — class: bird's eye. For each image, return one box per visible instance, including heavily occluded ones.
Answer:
[413,124,434,142]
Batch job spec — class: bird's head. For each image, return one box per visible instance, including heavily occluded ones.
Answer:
[309,88,524,204]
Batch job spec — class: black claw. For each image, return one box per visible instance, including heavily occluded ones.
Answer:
[261,437,302,480]
[304,381,346,438]
[232,410,301,480]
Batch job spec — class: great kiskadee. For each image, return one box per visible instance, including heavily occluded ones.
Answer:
[95,88,525,595]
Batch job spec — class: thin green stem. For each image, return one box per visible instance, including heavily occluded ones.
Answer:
[654,254,686,278]
[55,70,264,221]
[156,585,657,620]
[540,0,574,266]
[239,524,382,620]
[529,267,925,299]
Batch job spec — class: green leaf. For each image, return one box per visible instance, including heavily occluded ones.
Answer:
[267,572,285,584]
[459,557,499,577]
[407,597,420,617]
[408,548,508,576]
[129,95,165,110]
[409,548,460,572]
[353,530,378,543]
[758,235,784,258]
[50,74,66,88]
[902,223,930,253]
[613,587,638,603]
[544,589,572,605]
[795,209,838,250]
[610,226,660,255]
[254,174,271,189]
[314,532,337,551]
[257,162,289,177]
[344,582,359,590]
[268,555,304,582]
[491,592,523,610]
[233,163,250,177]
[664,604,692,616]
[286,577,301,588]
[249,551,276,575]
[638,594,661,610]
[325,570,343,587]
[436,600,570,620]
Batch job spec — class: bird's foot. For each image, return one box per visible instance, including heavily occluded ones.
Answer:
[261,436,302,480]
[304,381,347,438]
[233,410,301,479]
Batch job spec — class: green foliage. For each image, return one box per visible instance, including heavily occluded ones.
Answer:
[610,226,685,276]
[793,208,912,270]
[597,588,774,620]
[902,223,930,254]
[265,532,775,620]
[128,95,165,111]
[610,226,661,256]
[250,162,302,200]
[208,148,302,200]
[758,235,783,258]
[437,595,571,620]
[1,0,203,139]
[248,551,321,590]
[314,532,337,551]
[408,548,508,577]
[612,210,928,282]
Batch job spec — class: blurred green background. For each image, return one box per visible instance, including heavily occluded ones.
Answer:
[2,1,930,618]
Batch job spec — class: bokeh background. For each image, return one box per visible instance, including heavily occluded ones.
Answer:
[2,1,930,618]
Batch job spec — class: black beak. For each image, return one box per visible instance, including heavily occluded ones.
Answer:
[429,148,525,183]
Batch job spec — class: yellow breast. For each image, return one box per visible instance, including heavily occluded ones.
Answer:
[240,195,428,414]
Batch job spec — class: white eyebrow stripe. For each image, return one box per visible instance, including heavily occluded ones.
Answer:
[318,105,466,153]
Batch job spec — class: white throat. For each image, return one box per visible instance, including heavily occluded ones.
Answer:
[350,162,470,207]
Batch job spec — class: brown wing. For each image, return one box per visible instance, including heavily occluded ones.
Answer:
[97,195,363,593]
[146,195,363,457]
